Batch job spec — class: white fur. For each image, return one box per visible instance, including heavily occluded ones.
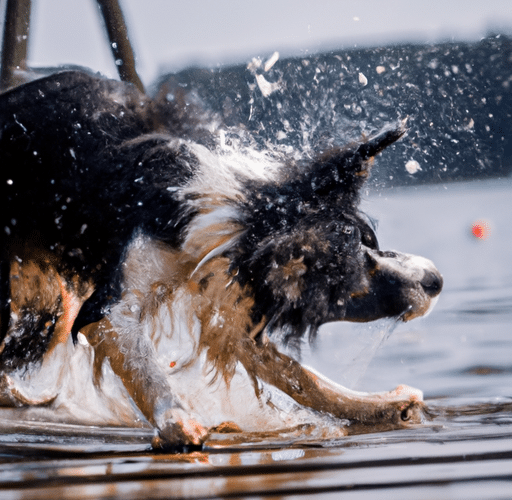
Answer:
[182,141,282,199]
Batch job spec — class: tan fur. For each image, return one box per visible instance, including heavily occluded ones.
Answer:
[2,256,93,356]
[189,257,256,383]
[0,208,428,446]
[267,256,306,304]
[9,259,61,320]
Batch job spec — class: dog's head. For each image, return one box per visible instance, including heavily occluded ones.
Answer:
[230,126,443,340]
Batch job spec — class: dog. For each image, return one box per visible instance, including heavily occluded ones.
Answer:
[0,71,442,447]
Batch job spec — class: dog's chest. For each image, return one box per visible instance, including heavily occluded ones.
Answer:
[144,296,318,431]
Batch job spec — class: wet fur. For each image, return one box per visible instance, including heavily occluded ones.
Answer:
[0,71,442,446]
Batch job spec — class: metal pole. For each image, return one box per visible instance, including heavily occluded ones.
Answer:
[96,0,145,93]
[1,0,31,91]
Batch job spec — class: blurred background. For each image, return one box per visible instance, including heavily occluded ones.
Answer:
[11,0,511,397]
[1,3,512,497]
[25,0,512,82]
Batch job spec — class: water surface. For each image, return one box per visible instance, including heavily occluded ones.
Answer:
[1,178,511,499]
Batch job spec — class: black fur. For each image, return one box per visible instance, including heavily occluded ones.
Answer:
[0,70,440,361]
[0,72,198,347]
[0,308,56,370]
[231,129,408,341]
[0,71,442,443]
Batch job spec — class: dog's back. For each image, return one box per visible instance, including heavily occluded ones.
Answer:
[0,72,200,355]
[0,71,442,447]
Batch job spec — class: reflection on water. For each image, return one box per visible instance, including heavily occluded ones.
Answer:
[1,179,512,499]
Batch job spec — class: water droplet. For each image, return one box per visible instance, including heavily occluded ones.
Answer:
[405,160,421,174]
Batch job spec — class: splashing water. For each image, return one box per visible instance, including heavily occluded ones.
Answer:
[343,319,400,389]
[158,35,512,188]
[303,319,400,390]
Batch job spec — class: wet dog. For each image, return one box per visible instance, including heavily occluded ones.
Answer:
[0,71,442,446]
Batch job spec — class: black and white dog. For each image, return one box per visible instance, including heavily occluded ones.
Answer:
[0,71,442,446]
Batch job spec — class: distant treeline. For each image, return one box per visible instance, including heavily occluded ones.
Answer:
[156,35,512,187]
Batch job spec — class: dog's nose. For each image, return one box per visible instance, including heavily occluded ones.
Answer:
[420,270,443,297]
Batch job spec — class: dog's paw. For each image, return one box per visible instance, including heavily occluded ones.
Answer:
[152,408,209,450]
[358,384,425,427]
[395,398,424,424]
[384,385,425,425]
[385,384,423,402]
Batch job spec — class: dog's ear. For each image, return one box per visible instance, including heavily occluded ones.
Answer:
[307,122,407,199]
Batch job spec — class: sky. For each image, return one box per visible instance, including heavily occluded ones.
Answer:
[19,0,512,86]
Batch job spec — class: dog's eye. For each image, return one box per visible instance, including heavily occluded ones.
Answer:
[361,226,379,250]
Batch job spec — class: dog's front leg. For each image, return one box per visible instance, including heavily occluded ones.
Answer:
[241,340,424,429]
[299,363,424,426]
[83,318,208,448]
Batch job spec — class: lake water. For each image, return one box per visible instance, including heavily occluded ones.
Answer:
[1,177,511,499]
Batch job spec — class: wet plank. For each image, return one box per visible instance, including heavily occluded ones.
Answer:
[1,402,512,500]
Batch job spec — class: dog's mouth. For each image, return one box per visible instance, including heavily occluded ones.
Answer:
[343,249,443,323]
[397,293,441,322]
